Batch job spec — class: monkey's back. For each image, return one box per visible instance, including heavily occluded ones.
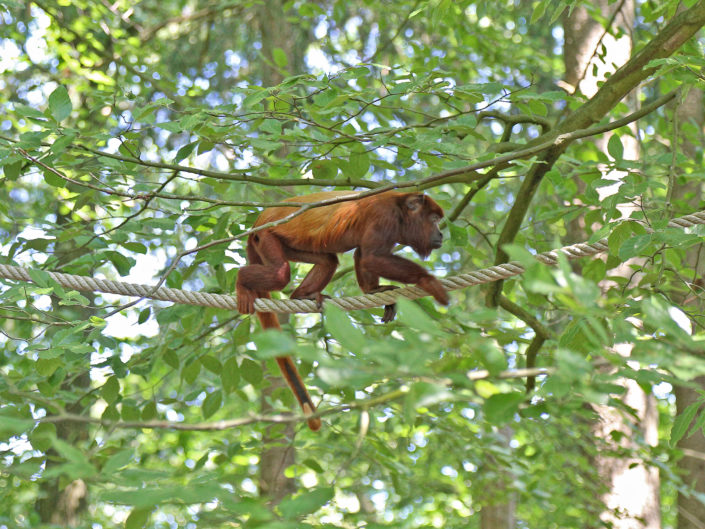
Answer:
[254,191,401,253]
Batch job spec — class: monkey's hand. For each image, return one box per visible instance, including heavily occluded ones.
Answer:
[236,287,258,314]
[417,275,449,306]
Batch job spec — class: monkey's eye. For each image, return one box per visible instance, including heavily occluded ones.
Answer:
[429,214,441,224]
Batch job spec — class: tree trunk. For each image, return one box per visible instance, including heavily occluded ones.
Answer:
[35,212,91,525]
[672,85,705,529]
[255,0,309,504]
[258,0,306,86]
[563,2,661,527]
[259,384,297,505]
[479,427,517,529]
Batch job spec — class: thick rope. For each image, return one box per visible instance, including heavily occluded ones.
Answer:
[2,210,704,314]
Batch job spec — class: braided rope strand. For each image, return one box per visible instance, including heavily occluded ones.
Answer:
[1,209,704,314]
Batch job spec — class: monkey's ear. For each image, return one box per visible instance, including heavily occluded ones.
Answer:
[405,194,424,211]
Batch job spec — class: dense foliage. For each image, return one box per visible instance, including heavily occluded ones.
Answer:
[1,1,705,528]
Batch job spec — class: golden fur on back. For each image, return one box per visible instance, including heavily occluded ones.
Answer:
[255,191,403,251]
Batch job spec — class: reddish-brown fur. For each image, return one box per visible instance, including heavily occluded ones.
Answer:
[236,190,449,431]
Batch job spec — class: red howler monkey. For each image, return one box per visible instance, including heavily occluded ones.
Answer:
[236,190,449,431]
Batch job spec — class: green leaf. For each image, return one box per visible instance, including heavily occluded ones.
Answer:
[3,160,22,180]
[346,151,370,179]
[141,401,157,421]
[607,221,633,257]
[163,348,180,369]
[396,298,439,335]
[583,258,606,282]
[260,118,282,135]
[20,130,51,147]
[252,329,296,359]
[52,438,90,466]
[138,308,151,324]
[27,268,52,288]
[316,364,377,389]
[103,449,135,474]
[15,104,47,120]
[0,412,34,437]
[272,47,288,68]
[121,401,141,421]
[125,507,153,529]
[483,392,524,424]
[559,321,593,353]
[101,376,120,404]
[448,220,468,246]
[123,242,148,254]
[233,320,251,346]
[324,305,366,352]
[654,227,701,248]
[44,169,65,187]
[302,457,324,473]
[279,487,334,518]
[619,234,652,261]
[200,355,222,374]
[311,159,337,179]
[477,340,508,374]
[403,382,452,422]
[181,360,201,384]
[202,390,223,419]
[29,422,55,452]
[50,133,76,154]
[174,141,197,162]
[475,379,500,399]
[240,358,263,386]
[100,488,171,507]
[242,89,268,109]
[607,134,624,160]
[221,357,241,394]
[48,85,72,122]
[530,0,549,23]
[106,250,134,276]
[102,405,120,422]
[100,482,220,507]
[671,400,701,446]
[36,357,63,376]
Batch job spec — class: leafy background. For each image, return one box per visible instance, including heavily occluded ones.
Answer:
[1,1,705,528]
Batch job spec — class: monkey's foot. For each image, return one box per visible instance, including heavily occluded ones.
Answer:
[291,292,330,310]
[368,286,398,323]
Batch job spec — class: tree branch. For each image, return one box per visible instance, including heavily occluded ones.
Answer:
[482,0,705,305]
[21,366,556,432]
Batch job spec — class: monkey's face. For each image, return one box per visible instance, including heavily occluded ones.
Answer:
[403,194,444,258]
[429,213,443,250]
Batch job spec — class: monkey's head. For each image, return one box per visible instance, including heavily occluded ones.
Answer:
[401,193,444,259]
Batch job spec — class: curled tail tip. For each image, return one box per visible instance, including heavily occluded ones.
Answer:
[307,418,322,431]
[303,403,322,431]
